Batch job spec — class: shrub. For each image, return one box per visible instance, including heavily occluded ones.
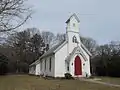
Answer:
[64,73,73,79]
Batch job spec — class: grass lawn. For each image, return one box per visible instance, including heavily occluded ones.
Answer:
[0,75,120,90]
[98,76,120,85]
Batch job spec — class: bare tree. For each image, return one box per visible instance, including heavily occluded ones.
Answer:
[5,29,46,73]
[80,36,97,56]
[0,0,32,32]
[56,33,66,42]
[26,28,40,37]
[41,31,55,45]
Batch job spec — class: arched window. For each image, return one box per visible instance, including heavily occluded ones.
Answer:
[72,36,78,43]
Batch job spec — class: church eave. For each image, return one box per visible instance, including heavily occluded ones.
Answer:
[40,53,55,59]
[54,41,67,53]
[81,43,92,56]
[29,41,66,67]
[29,59,40,66]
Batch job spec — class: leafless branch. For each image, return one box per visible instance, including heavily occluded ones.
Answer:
[0,0,32,32]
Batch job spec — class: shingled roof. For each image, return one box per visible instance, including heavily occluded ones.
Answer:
[30,39,92,66]
[30,40,67,66]
[40,40,67,58]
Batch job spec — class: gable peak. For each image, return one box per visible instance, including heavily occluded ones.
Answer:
[66,13,80,23]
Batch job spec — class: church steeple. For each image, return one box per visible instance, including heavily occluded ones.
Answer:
[66,13,81,54]
[66,13,80,33]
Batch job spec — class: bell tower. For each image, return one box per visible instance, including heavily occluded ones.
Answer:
[66,13,81,54]
[66,13,80,33]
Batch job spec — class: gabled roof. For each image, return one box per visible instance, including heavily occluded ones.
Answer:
[66,13,80,23]
[40,40,67,58]
[65,46,88,62]
[29,40,67,66]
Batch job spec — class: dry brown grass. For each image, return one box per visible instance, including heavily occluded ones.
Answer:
[0,75,120,90]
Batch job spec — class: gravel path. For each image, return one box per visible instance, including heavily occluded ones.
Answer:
[80,78,120,87]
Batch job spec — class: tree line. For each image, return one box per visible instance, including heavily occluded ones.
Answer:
[0,0,120,77]
[92,41,120,77]
[81,37,120,77]
[0,0,66,75]
[0,28,65,74]
[1,28,120,77]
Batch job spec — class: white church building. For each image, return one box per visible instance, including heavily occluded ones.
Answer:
[29,14,92,77]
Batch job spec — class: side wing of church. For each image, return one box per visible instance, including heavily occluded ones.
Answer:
[29,14,92,77]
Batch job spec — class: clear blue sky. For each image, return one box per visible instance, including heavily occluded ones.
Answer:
[23,0,120,45]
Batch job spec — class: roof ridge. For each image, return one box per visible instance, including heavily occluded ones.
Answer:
[40,40,66,58]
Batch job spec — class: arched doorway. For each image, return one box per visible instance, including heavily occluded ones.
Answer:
[74,56,82,75]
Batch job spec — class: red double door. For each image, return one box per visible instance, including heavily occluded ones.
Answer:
[74,56,82,75]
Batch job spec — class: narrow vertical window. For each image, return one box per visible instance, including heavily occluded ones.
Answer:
[45,59,46,70]
[67,63,69,71]
[72,36,78,43]
[49,57,52,71]
[67,66,69,71]
[40,60,42,70]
